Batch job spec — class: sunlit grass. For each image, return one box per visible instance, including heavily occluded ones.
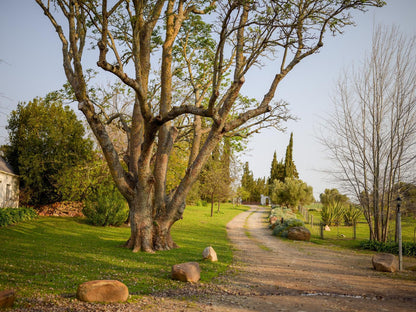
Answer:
[0,203,248,300]
[300,203,416,250]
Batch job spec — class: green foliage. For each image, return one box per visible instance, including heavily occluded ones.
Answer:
[82,185,129,226]
[272,218,304,238]
[0,204,247,298]
[0,207,38,227]
[55,159,112,202]
[320,189,350,226]
[239,162,267,202]
[360,240,416,257]
[268,151,285,186]
[240,162,255,202]
[320,199,346,226]
[283,133,299,180]
[320,188,349,207]
[270,177,314,209]
[343,204,362,226]
[199,141,233,204]
[269,206,295,221]
[4,96,94,205]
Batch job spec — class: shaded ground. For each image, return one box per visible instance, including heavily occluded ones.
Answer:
[13,206,416,311]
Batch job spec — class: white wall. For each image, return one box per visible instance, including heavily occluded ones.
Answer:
[0,171,19,208]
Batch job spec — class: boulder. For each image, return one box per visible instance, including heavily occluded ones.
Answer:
[0,290,15,308]
[202,246,218,262]
[287,226,311,241]
[269,216,278,225]
[77,280,129,303]
[372,253,399,273]
[172,262,201,283]
[324,225,331,231]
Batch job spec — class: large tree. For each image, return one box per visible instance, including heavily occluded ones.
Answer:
[4,97,94,205]
[35,0,384,252]
[321,25,416,242]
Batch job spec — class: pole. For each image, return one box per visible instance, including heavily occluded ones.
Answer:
[397,196,403,271]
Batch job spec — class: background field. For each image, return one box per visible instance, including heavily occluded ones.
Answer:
[299,203,416,250]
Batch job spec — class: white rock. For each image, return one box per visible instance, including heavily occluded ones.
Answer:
[202,246,218,262]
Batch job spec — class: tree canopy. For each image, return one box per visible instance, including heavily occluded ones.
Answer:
[4,97,94,205]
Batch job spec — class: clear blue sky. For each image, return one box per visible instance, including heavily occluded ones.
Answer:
[1,1,415,199]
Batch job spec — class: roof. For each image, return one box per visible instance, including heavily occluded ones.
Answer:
[0,156,17,175]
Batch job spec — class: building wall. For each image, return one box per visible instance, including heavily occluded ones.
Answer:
[0,171,19,208]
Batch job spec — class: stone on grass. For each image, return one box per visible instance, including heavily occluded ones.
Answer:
[0,290,15,308]
[287,226,311,241]
[202,246,218,262]
[172,262,201,283]
[77,280,129,303]
[372,253,398,273]
[324,225,331,231]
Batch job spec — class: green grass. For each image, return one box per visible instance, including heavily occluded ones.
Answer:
[0,203,248,300]
[300,203,416,250]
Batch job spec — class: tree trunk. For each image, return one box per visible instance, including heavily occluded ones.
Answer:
[210,193,214,217]
[125,197,179,252]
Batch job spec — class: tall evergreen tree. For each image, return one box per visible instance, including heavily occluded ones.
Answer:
[268,151,285,184]
[283,133,299,180]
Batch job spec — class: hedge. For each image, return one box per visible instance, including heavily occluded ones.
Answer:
[0,207,38,227]
[360,240,416,257]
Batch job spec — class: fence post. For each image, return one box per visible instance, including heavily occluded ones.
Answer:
[320,223,324,239]
[311,215,314,228]
[396,196,403,271]
[353,221,357,240]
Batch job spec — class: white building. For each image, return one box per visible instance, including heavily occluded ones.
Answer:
[260,194,271,206]
[0,157,19,208]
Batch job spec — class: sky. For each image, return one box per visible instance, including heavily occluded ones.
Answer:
[1,1,415,199]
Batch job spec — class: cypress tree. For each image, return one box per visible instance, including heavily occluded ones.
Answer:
[283,133,299,180]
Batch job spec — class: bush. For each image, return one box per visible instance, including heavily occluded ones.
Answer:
[343,204,362,226]
[82,185,129,226]
[0,207,38,227]
[269,206,295,220]
[321,199,345,226]
[272,218,304,238]
[360,240,416,257]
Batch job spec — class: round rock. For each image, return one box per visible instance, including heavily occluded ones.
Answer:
[77,280,129,303]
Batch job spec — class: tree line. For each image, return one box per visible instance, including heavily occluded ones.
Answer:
[239,133,314,210]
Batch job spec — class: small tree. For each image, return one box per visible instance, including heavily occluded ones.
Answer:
[271,178,314,210]
[343,204,362,226]
[83,184,129,226]
[319,189,349,226]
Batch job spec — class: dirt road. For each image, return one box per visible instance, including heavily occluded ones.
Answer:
[207,205,416,311]
[15,206,416,311]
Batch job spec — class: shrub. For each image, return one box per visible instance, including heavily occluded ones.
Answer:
[343,204,362,226]
[321,199,345,226]
[82,185,129,226]
[360,240,416,257]
[269,206,295,220]
[272,218,304,238]
[0,207,38,227]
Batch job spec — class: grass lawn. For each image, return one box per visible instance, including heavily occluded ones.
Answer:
[0,203,248,300]
[299,204,416,250]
